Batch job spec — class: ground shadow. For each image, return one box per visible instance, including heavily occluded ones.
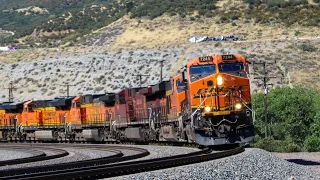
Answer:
[286,159,320,166]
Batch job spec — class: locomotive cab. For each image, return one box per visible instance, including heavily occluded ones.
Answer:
[185,54,254,145]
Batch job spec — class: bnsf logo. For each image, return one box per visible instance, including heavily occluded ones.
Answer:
[193,88,216,99]
[45,111,56,116]
[193,86,249,99]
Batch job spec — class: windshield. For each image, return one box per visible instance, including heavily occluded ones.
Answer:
[190,65,216,82]
[219,63,246,77]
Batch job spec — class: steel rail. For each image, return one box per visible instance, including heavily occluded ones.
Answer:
[0,145,149,179]
[1,147,244,180]
[1,140,202,149]
[0,146,69,166]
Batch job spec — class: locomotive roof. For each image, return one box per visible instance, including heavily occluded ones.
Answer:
[138,86,153,95]
[186,54,246,67]
[48,97,73,107]
[82,94,105,97]
[81,94,106,104]
[30,100,51,108]
[151,81,171,93]
[93,93,115,103]
[116,87,143,95]
[0,102,24,110]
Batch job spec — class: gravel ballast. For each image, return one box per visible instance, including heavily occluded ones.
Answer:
[0,147,117,170]
[109,148,316,180]
[0,149,38,161]
[0,144,199,170]
[106,144,199,160]
[274,151,320,178]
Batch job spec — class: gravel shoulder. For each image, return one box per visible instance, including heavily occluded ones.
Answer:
[0,144,198,171]
[0,147,117,170]
[106,144,199,160]
[274,151,320,178]
[108,148,317,180]
[0,149,38,161]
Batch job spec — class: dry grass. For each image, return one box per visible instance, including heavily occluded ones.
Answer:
[17,29,75,44]
[0,46,112,63]
[291,70,320,90]
[308,0,320,5]
[111,16,319,49]
[15,6,49,14]
[216,0,247,8]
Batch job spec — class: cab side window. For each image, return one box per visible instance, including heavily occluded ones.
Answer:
[119,92,126,104]
[176,79,185,93]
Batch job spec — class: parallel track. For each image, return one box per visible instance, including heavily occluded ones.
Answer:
[0,146,68,166]
[0,145,150,180]
[0,144,244,180]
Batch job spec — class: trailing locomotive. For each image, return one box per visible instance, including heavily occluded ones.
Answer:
[0,54,254,146]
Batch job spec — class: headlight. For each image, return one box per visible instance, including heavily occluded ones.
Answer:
[235,103,242,110]
[205,106,211,112]
[217,76,223,86]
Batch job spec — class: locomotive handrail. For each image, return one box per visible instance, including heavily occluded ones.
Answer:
[147,108,154,130]
[235,94,256,123]
[66,122,72,132]
[191,93,208,128]
[237,95,253,112]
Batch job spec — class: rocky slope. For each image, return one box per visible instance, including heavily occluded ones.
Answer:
[0,37,319,102]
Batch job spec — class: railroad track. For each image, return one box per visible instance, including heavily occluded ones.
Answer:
[0,146,68,166]
[0,143,244,180]
[0,144,150,180]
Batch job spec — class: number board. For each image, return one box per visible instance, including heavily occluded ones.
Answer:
[199,56,213,62]
[222,54,236,60]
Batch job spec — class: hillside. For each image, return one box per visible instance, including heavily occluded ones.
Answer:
[0,0,319,101]
[0,0,319,46]
[0,33,319,102]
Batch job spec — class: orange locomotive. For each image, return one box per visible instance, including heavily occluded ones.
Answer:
[0,54,254,146]
[179,54,254,145]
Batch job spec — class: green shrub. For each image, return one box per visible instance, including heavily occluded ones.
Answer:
[253,137,300,152]
[169,12,176,16]
[270,123,286,140]
[304,136,320,152]
[297,43,318,52]
[220,16,228,22]
[253,87,320,145]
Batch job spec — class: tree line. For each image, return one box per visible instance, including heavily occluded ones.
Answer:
[252,87,320,152]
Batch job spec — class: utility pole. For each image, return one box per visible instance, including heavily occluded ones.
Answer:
[133,74,150,88]
[159,60,165,82]
[60,83,76,98]
[253,61,279,138]
[140,60,165,82]
[5,82,17,102]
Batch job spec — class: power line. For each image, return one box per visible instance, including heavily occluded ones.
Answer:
[253,61,280,138]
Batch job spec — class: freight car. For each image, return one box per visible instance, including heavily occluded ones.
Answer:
[0,54,254,146]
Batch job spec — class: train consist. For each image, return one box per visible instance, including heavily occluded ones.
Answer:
[0,54,254,145]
